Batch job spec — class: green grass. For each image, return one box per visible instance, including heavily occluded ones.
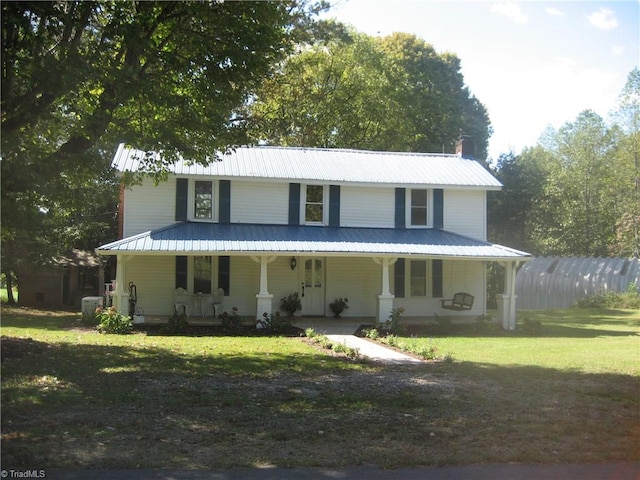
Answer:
[1,306,638,469]
[397,308,640,374]
[0,287,18,302]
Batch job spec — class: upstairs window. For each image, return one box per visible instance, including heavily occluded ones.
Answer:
[194,181,213,219]
[410,189,428,226]
[304,185,325,224]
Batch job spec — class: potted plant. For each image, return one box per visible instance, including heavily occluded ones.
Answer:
[329,297,349,318]
[280,292,302,317]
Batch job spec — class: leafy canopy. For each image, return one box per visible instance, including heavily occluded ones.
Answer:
[1,1,324,276]
[247,27,491,157]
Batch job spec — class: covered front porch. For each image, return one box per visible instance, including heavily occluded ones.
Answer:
[97,222,529,330]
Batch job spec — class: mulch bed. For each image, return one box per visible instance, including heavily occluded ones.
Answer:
[133,324,305,337]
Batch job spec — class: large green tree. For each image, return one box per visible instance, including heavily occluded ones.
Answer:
[247,28,491,156]
[1,1,323,300]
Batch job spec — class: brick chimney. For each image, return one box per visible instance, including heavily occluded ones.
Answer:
[455,134,474,159]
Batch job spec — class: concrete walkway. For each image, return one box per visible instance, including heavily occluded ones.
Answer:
[295,318,424,365]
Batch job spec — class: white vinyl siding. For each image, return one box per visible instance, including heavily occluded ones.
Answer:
[340,186,395,228]
[124,256,175,315]
[325,257,379,317]
[394,260,485,316]
[123,177,176,237]
[443,189,486,240]
[231,181,289,225]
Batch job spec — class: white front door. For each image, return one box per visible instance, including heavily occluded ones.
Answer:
[301,257,325,316]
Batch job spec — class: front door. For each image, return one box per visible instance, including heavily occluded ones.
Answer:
[301,257,325,316]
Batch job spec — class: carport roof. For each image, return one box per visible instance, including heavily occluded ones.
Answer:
[97,222,530,260]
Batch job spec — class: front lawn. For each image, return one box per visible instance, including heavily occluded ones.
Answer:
[1,306,638,469]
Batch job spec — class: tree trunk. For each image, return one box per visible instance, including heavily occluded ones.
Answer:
[4,270,17,305]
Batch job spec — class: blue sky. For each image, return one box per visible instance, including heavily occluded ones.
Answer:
[322,0,639,159]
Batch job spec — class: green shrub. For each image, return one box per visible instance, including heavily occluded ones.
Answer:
[96,306,133,335]
[363,327,379,340]
[160,312,190,335]
[434,313,452,332]
[574,283,640,309]
[280,293,302,317]
[329,297,349,318]
[304,327,318,339]
[257,311,293,333]
[521,317,543,335]
[219,307,242,331]
[376,307,406,335]
[475,314,498,333]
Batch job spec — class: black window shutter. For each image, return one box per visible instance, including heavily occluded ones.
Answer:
[175,256,188,289]
[218,256,230,295]
[175,178,188,221]
[394,258,405,298]
[329,185,340,227]
[219,180,231,224]
[395,188,406,229]
[433,189,444,229]
[288,183,301,225]
[432,259,443,297]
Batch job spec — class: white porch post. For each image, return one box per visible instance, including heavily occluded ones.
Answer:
[253,255,276,320]
[112,254,129,315]
[498,260,518,330]
[374,257,396,323]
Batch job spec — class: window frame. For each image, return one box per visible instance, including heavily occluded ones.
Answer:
[191,179,216,221]
[406,188,433,228]
[193,255,213,294]
[409,259,428,297]
[301,184,328,225]
[187,256,229,295]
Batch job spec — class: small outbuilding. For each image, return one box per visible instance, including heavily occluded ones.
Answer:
[17,249,106,308]
[515,256,640,309]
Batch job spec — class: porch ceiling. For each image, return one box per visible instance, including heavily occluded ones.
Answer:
[97,222,530,261]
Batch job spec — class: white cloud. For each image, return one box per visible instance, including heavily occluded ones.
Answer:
[611,45,625,56]
[491,2,528,24]
[588,8,618,30]
[545,7,564,16]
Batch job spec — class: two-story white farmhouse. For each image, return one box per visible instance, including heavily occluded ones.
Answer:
[97,143,530,329]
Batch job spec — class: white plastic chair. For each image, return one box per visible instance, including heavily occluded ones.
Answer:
[174,287,190,317]
[211,287,225,317]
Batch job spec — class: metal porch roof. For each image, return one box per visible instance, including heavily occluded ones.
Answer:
[97,223,530,260]
[112,144,502,190]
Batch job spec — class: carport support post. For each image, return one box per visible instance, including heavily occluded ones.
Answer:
[112,254,129,316]
[254,255,275,321]
[498,260,518,330]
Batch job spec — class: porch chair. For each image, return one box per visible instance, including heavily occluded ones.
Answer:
[211,287,225,317]
[174,287,190,317]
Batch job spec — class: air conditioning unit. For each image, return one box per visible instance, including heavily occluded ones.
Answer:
[82,296,103,317]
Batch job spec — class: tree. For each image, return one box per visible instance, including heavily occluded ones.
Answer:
[247,29,407,149]
[488,149,547,253]
[378,33,491,158]
[610,68,640,257]
[247,29,491,156]
[1,1,324,298]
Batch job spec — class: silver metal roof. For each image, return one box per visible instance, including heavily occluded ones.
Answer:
[97,222,530,260]
[516,256,640,309]
[112,143,502,189]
